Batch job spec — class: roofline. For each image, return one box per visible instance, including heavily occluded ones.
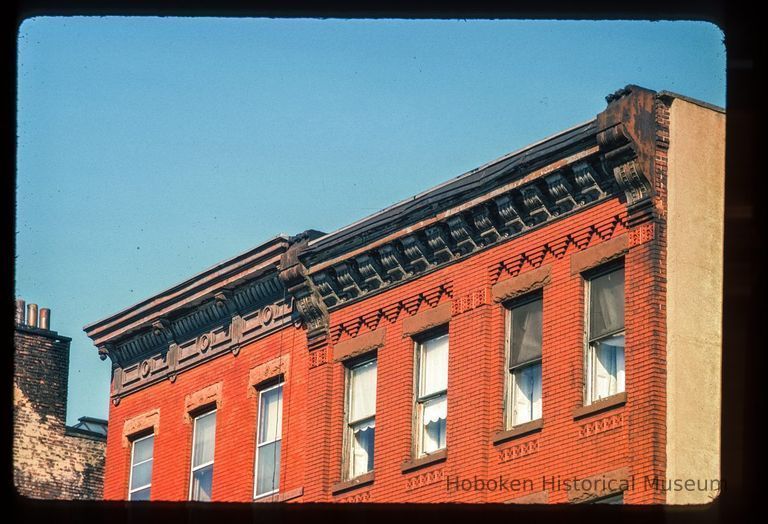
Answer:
[83,234,290,343]
[306,117,597,257]
[657,90,725,114]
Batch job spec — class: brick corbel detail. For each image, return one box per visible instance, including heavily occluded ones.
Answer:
[566,467,631,503]
[570,234,628,275]
[247,354,290,396]
[122,408,159,447]
[491,265,551,303]
[402,302,452,337]
[183,382,222,423]
[333,328,386,362]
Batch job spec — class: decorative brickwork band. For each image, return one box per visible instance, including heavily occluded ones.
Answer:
[184,382,222,423]
[451,288,489,316]
[492,265,551,303]
[570,234,628,275]
[333,327,386,362]
[402,302,452,337]
[330,283,453,344]
[121,409,159,448]
[489,213,629,285]
[248,354,290,394]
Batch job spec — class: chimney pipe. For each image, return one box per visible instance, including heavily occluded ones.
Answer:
[27,303,38,328]
[15,299,25,325]
[39,308,51,330]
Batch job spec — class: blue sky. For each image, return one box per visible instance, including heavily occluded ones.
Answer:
[16,18,725,425]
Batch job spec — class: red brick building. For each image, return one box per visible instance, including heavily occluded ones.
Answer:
[84,86,725,504]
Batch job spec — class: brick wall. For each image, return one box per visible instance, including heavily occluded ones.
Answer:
[13,328,106,499]
[103,194,668,503]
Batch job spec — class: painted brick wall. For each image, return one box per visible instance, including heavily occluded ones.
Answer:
[102,192,667,503]
[13,328,106,499]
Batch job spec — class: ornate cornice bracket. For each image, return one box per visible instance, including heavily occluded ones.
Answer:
[596,85,658,223]
[280,232,330,349]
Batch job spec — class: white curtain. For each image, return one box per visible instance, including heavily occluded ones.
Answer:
[422,395,447,424]
[350,361,377,422]
[259,386,283,444]
[591,270,625,337]
[593,335,624,400]
[420,334,449,396]
[351,424,374,476]
[422,396,447,453]
[513,363,542,425]
[193,411,216,467]
[510,300,542,367]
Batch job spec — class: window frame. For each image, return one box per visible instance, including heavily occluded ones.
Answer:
[128,432,154,501]
[188,408,217,502]
[583,261,626,405]
[253,380,284,499]
[503,292,543,430]
[412,327,449,458]
[342,355,377,481]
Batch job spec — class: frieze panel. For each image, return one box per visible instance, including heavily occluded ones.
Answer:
[489,212,629,285]
[405,468,445,491]
[109,279,292,402]
[309,158,618,310]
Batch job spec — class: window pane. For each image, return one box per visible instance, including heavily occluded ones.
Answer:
[130,487,151,501]
[512,363,542,425]
[191,464,213,502]
[192,412,216,467]
[509,299,542,367]
[421,394,447,454]
[258,386,283,444]
[130,460,153,490]
[593,335,625,400]
[256,440,281,495]
[590,268,624,338]
[350,422,375,477]
[419,334,449,397]
[132,435,154,464]
[350,360,377,422]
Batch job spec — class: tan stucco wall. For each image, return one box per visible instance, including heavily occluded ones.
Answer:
[665,98,725,504]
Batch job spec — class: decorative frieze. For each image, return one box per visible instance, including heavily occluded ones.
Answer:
[405,468,445,491]
[498,439,539,463]
[489,212,629,285]
[578,413,624,439]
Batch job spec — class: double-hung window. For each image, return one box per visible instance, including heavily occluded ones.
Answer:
[344,358,377,479]
[415,331,449,456]
[506,295,543,427]
[128,433,154,501]
[254,382,283,498]
[189,410,216,501]
[585,264,625,404]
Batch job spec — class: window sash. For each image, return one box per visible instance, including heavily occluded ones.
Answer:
[344,358,377,479]
[418,392,447,455]
[508,297,543,369]
[189,410,216,501]
[128,434,154,499]
[587,334,625,402]
[417,333,449,398]
[254,382,283,498]
[509,361,542,427]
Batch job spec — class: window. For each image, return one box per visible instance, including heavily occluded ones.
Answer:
[344,358,377,479]
[254,382,283,498]
[189,410,216,501]
[128,433,154,501]
[590,493,624,504]
[415,331,448,456]
[585,265,625,404]
[506,296,543,428]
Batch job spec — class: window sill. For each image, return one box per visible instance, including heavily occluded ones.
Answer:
[492,419,543,445]
[573,392,627,420]
[253,486,304,503]
[401,448,447,473]
[331,472,375,495]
